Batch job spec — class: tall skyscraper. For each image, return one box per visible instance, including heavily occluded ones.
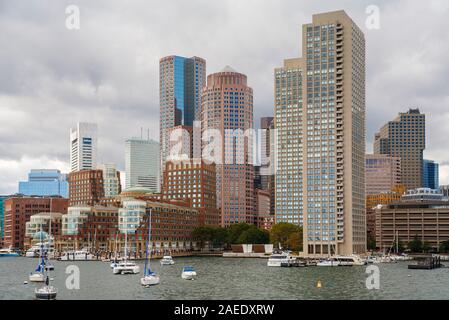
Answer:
[201,66,254,227]
[374,109,425,191]
[423,159,439,190]
[365,154,401,195]
[159,56,206,169]
[70,122,98,172]
[275,11,366,255]
[100,164,122,198]
[19,169,68,198]
[125,138,160,192]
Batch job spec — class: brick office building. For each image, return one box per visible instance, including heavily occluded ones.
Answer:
[68,170,105,206]
[3,196,68,250]
[162,159,220,226]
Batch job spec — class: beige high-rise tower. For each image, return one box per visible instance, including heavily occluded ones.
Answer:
[275,11,366,255]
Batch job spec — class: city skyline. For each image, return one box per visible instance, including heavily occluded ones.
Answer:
[1,0,449,195]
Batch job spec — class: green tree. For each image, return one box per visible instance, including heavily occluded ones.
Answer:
[408,235,423,253]
[439,240,449,253]
[237,227,269,244]
[367,235,376,251]
[286,232,303,252]
[422,241,432,253]
[192,226,214,249]
[211,227,228,248]
[270,223,302,250]
[227,223,252,244]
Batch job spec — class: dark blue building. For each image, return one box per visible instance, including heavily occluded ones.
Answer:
[423,159,439,190]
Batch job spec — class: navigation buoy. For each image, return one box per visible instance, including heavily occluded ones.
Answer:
[23,281,28,285]
[317,280,322,288]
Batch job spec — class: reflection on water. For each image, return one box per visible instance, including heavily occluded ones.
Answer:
[0,257,448,300]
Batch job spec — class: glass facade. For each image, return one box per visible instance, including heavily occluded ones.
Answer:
[19,169,68,198]
[423,159,439,190]
[0,196,6,242]
[160,55,206,167]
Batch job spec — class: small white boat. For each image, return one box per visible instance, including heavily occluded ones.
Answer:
[35,278,57,300]
[0,247,20,257]
[59,249,95,261]
[160,256,175,265]
[140,272,160,286]
[25,246,40,258]
[317,258,341,267]
[113,262,140,275]
[267,251,297,267]
[29,273,45,282]
[181,266,197,280]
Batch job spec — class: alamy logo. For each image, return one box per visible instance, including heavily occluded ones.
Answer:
[365,5,381,30]
[65,265,80,290]
[365,265,380,290]
[65,5,80,30]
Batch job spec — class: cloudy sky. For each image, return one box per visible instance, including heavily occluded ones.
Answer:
[1,0,448,194]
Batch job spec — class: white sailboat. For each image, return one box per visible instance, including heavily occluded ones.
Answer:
[29,226,46,282]
[113,216,140,275]
[35,215,57,300]
[140,209,160,286]
[110,231,121,268]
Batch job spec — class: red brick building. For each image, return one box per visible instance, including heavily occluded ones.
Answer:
[68,170,105,206]
[162,159,220,226]
[3,196,68,250]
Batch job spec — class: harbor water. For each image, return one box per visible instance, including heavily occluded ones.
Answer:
[1,257,448,300]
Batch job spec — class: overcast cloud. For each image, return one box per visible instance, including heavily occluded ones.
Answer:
[0,0,448,194]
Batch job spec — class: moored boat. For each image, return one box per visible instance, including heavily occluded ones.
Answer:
[181,266,197,280]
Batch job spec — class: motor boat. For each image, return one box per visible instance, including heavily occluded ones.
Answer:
[317,257,341,267]
[160,256,175,265]
[181,266,197,280]
[337,255,367,266]
[0,247,20,257]
[267,251,298,267]
[59,249,95,261]
[113,261,140,275]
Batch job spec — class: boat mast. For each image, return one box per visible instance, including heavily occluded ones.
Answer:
[148,208,152,272]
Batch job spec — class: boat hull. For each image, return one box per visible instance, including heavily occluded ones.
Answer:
[140,275,160,286]
[0,253,20,257]
[29,273,45,282]
[113,266,140,275]
[35,287,57,300]
[181,272,197,280]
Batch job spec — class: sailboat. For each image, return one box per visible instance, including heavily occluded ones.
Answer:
[29,226,46,282]
[110,231,121,268]
[113,215,140,275]
[140,209,160,286]
[35,215,57,300]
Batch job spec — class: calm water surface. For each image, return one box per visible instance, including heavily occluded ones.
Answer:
[1,257,448,300]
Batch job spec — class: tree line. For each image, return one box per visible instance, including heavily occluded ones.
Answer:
[192,222,303,251]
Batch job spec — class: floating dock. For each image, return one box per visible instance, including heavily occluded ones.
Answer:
[408,255,443,270]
